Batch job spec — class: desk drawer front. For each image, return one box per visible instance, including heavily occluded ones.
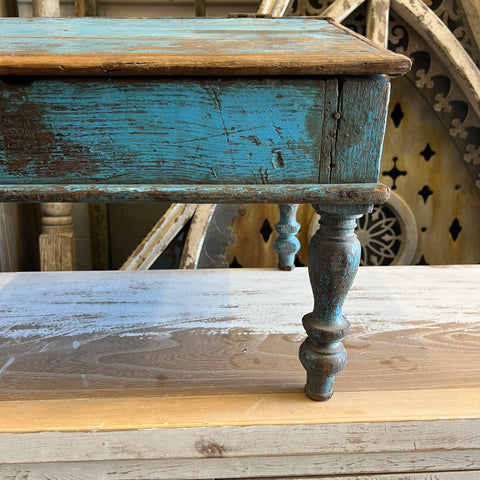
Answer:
[0,76,388,187]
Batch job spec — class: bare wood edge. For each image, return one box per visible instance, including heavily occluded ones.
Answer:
[179,204,216,269]
[1,388,479,433]
[0,53,412,76]
[0,183,390,204]
[121,203,197,271]
[325,18,411,75]
[248,474,480,480]
[321,0,363,22]
[1,454,480,479]
[365,0,390,49]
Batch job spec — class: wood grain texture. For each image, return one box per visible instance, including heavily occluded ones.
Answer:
[0,265,478,402]
[250,474,480,480]
[0,266,479,477]
[121,203,197,271]
[0,77,325,186]
[0,17,411,76]
[331,76,391,183]
[0,184,390,204]
[1,451,479,480]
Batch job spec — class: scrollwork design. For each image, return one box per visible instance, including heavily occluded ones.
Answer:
[356,205,401,266]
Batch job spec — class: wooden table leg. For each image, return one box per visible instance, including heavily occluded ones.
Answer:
[274,204,301,271]
[299,205,367,401]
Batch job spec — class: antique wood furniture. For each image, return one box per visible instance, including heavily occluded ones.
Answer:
[0,17,410,400]
[0,266,479,478]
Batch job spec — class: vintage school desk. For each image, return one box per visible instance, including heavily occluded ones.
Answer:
[0,17,410,400]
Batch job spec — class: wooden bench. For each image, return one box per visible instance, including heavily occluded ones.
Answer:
[0,16,410,399]
[0,265,479,478]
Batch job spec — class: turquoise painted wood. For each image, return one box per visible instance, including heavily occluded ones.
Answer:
[0,17,411,401]
[0,78,323,186]
[0,18,411,77]
[0,76,390,191]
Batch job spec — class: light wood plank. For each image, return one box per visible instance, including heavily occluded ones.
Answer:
[1,389,479,434]
[0,266,479,402]
[0,266,479,477]
[121,203,197,271]
[1,453,480,479]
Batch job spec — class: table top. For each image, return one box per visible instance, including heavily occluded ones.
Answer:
[0,17,411,76]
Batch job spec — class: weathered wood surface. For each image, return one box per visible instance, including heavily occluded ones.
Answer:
[180,204,216,269]
[121,203,197,271]
[252,474,480,480]
[273,203,300,270]
[0,18,411,76]
[0,265,478,401]
[39,202,76,271]
[300,208,362,400]
[1,451,479,480]
[0,184,390,204]
[31,0,59,16]
[0,76,390,191]
[0,265,478,477]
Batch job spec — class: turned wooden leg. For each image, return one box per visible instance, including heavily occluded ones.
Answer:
[299,206,364,401]
[39,203,76,271]
[273,204,300,271]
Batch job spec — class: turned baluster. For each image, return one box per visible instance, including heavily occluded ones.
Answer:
[39,203,76,271]
[274,204,301,271]
[299,206,364,400]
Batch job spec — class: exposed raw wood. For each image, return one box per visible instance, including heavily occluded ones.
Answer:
[0,184,390,205]
[0,265,478,477]
[1,452,479,480]
[321,0,364,22]
[248,474,480,480]
[0,266,478,400]
[0,205,18,271]
[366,0,390,48]
[391,0,480,118]
[0,18,411,76]
[121,203,197,270]
[39,203,76,271]
[179,204,216,269]
[31,0,60,16]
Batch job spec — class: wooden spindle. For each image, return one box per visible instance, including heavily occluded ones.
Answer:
[39,203,76,271]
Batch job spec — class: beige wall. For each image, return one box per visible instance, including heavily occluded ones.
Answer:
[17,0,258,17]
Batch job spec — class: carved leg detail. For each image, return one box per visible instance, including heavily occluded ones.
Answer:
[299,208,362,401]
[274,204,300,271]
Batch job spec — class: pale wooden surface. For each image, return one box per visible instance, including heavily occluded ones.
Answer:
[121,203,197,271]
[0,265,479,478]
[1,265,478,400]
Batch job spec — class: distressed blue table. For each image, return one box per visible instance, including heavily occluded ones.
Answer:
[0,17,410,400]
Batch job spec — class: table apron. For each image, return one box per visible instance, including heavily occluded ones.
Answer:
[0,76,390,189]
